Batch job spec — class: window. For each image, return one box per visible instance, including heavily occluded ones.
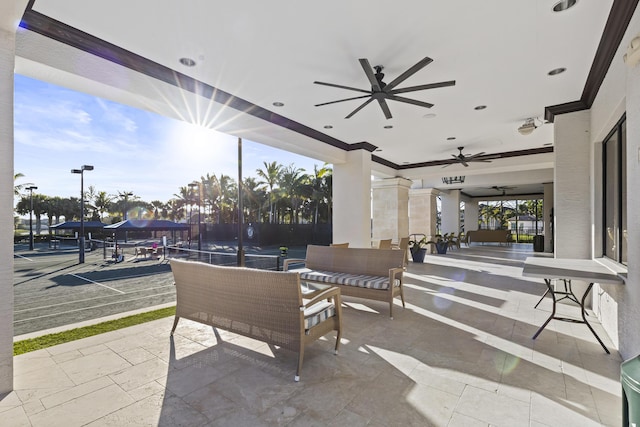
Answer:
[602,115,627,265]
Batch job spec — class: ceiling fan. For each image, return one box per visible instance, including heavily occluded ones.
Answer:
[443,147,498,168]
[313,57,455,119]
[491,185,517,195]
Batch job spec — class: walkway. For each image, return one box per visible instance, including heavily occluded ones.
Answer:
[3,244,622,426]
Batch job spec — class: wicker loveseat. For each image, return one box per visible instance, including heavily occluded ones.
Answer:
[169,259,342,381]
[284,245,406,318]
[466,229,512,245]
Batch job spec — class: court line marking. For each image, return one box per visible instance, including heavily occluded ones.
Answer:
[68,273,125,294]
[14,254,34,261]
[14,292,176,323]
[14,284,175,313]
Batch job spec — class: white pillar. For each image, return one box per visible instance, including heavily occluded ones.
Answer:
[543,182,554,252]
[0,27,16,394]
[372,178,412,242]
[409,187,438,241]
[333,149,372,248]
[440,190,461,235]
[465,200,479,232]
[554,110,591,259]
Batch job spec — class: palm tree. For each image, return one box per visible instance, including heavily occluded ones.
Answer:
[309,164,331,224]
[14,173,34,196]
[278,164,310,224]
[93,191,112,221]
[256,161,282,223]
[150,200,166,219]
[218,175,237,223]
[200,173,221,222]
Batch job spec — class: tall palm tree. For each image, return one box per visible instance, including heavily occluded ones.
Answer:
[278,164,310,224]
[150,200,166,219]
[200,173,221,222]
[218,175,237,223]
[256,161,282,223]
[13,172,34,196]
[309,164,331,224]
[93,191,112,221]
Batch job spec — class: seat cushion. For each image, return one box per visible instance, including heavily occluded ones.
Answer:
[303,300,335,331]
[297,269,393,290]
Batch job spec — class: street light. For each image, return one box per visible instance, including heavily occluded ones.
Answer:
[71,165,94,264]
[188,182,202,251]
[119,191,134,242]
[26,185,38,250]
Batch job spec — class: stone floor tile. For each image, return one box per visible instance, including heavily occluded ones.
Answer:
[108,357,168,391]
[58,348,131,385]
[455,385,530,426]
[40,376,114,409]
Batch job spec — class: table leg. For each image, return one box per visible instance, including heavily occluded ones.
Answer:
[581,283,609,354]
[533,279,555,339]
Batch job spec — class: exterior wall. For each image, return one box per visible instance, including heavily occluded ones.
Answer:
[440,190,461,235]
[333,150,372,248]
[0,27,15,394]
[543,183,554,252]
[371,178,411,243]
[590,10,640,359]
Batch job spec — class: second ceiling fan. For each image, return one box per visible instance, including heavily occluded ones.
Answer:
[313,57,455,119]
[444,147,499,168]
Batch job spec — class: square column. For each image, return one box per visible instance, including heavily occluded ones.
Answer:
[440,189,461,235]
[554,110,591,259]
[465,200,479,232]
[333,149,372,248]
[543,182,554,252]
[0,27,16,394]
[409,187,439,242]
[372,178,412,242]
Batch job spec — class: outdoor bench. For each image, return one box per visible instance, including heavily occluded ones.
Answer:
[466,230,512,245]
[284,245,406,319]
[169,258,342,381]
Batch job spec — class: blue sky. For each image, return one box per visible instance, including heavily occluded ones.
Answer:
[14,74,323,203]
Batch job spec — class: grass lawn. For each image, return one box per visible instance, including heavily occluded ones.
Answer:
[14,306,176,356]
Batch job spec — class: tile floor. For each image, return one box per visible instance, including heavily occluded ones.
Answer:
[1,244,623,426]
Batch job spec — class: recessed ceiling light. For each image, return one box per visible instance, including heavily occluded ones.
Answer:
[447,137,456,140]
[179,57,196,67]
[474,105,487,110]
[323,125,333,129]
[272,102,284,107]
[423,113,437,119]
[384,125,393,129]
[552,0,577,13]
[548,67,566,76]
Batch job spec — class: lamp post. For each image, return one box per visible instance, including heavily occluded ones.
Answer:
[188,182,202,251]
[119,191,134,242]
[26,185,38,251]
[71,165,93,264]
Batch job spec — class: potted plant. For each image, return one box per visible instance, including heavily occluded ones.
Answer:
[279,246,288,257]
[409,236,428,263]
[427,234,449,255]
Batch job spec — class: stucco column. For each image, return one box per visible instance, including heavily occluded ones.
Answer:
[554,110,591,259]
[465,200,479,232]
[543,182,554,252]
[409,187,438,241]
[440,189,461,235]
[0,27,15,394]
[333,149,372,248]
[371,177,411,243]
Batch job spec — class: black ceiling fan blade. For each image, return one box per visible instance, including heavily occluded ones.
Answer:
[462,161,469,167]
[377,98,393,119]
[465,152,486,159]
[391,80,456,95]
[314,95,372,107]
[313,81,371,94]
[385,57,433,91]
[388,95,434,109]
[359,58,382,92]
[345,98,374,119]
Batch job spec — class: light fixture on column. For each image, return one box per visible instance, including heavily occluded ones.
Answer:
[442,176,465,185]
[624,34,640,67]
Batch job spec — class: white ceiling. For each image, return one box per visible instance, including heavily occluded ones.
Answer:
[12,0,620,198]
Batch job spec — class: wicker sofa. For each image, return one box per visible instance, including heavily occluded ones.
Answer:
[284,245,406,318]
[169,259,342,381]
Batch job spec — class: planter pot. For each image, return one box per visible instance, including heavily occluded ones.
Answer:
[411,248,427,263]
[435,242,448,254]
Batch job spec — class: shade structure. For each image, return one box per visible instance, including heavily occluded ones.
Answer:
[104,219,189,232]
[50,221,107,231]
